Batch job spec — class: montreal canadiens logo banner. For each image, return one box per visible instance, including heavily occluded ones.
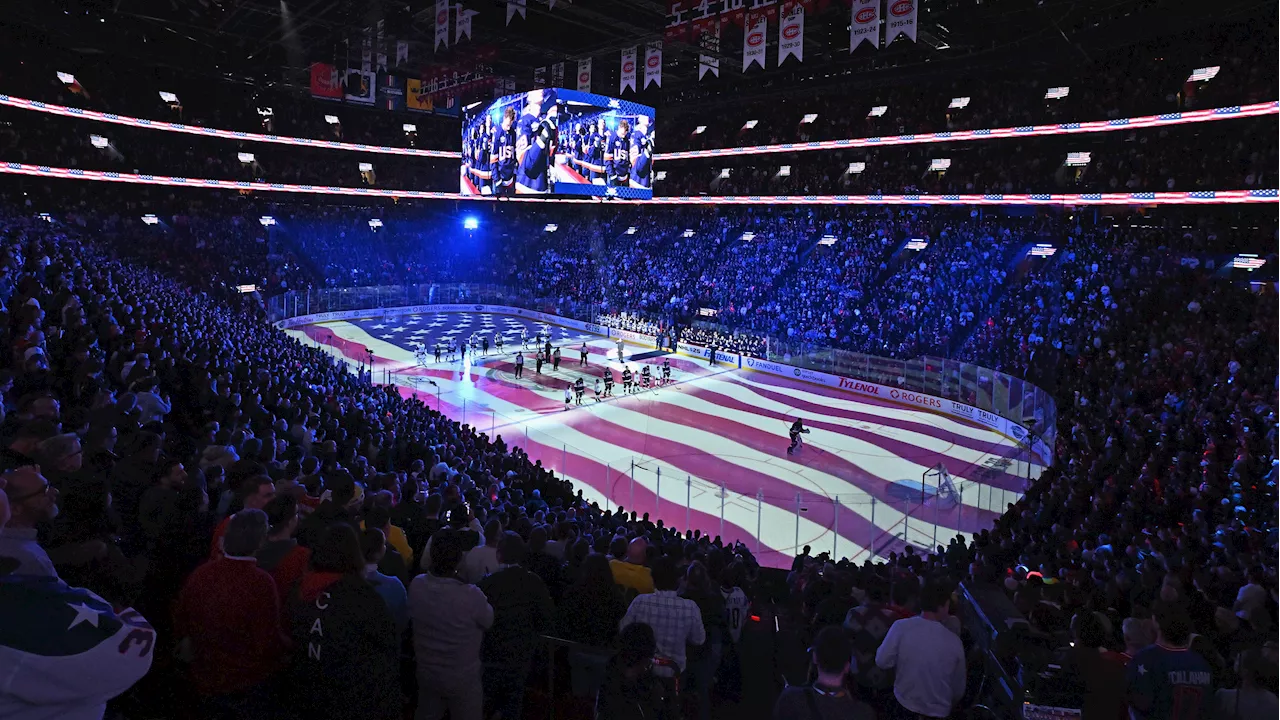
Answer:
[644,41,663,89]
[577,58,592,91]
[743,11,767,71]
[850,0,879,51]
[886,0,918,44]
[778,2,804,65]
[620,46,638,94]
[435,0,449,50]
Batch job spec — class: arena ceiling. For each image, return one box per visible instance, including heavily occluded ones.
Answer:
[7,0,1271,104]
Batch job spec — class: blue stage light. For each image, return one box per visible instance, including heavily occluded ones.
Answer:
[463,216,479,230]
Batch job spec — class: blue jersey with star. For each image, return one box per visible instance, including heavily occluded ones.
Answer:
[516,112,549,192]
[1126,644,1215,720]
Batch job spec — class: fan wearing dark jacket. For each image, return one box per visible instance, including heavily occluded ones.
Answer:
[477,531,555,720]
[286,523,399,720]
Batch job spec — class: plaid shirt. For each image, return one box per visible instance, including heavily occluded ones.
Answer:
[620,590,706,672]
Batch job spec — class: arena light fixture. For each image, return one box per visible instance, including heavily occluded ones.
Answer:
[778,165,791,177]
[368,218,383,229]
[741,231,756,241]
[846,162,866,174]
[141,214,159,225]
[358,162,374,172]
[89,134,109,148]
[929,158,951,171]
[1065,152,1092,166]
[905,239,929,250]
[719,168,731,178]
[463,217,479,230]
[801,113,818,123]
[324,114,340,124]
[1187,66,1220,82]
[1044,86,1070,100]
[259,215,277,227]
[948,97,971,109]
[818,235,837,245]
[158,91,179,104]
[867,105,888,117]
[625,226,637,234]
[402,123,417,133]
[544,223,558,232]
[237,152,256,164]
[693,125,707,134]
[742,120,758,129]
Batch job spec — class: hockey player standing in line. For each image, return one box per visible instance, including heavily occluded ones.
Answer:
[603,369,614,397]
[574,376,585,405]
[621,366,633,394]
[579,342,589,366]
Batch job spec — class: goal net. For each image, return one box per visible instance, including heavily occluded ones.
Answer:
[922,464,960,510]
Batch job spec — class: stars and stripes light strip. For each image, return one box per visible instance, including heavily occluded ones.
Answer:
[0,93,1274,162]
[655,102,1279,160]
[2,162,1276,206]
[0,94,459,159]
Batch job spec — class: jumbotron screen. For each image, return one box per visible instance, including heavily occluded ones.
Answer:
[461,89,655,199]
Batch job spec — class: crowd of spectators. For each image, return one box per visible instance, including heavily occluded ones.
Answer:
[0,206,772,720]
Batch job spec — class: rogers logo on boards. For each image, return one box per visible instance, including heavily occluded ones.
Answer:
[647,56,660,68]
[855,7,877,23]
[889,388,943,409]
[623,62,635,73]
[838,377,881,395]
[747,32,764,46]
[890,0,913,16]
[783,25,800,40]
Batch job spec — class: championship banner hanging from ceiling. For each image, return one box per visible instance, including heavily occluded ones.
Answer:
[435,0,449,50]
[534,66,547,88]
[552,62,565,88]
[743,10,767,71]
[697,20,720,80]
[507,0,526,24]
[778,2,803,65]
[643,41,663,89]
[309,63,343,100]
[376,20,387,71]
[620,46,637,93]
[457,6,476,43]
[886,0,918,44]
[577,58,592,91]
[850,0,879,51]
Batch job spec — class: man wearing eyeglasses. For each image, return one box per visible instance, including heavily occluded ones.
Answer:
[0,464,60,578]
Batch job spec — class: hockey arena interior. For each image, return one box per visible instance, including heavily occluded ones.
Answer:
[0,2,1275,720]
